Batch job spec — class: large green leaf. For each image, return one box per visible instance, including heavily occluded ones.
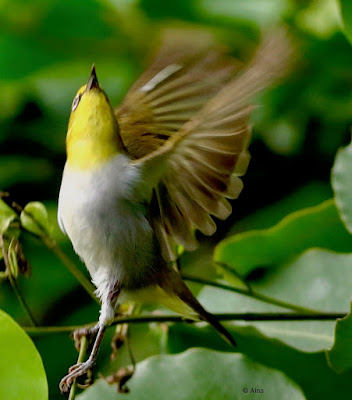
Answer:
[339,0,352,44]
[214,200,352,276]
[332,141,352,233]
[202,249,352,352]
[167,324,352,400]
[327,303,352,373]
[228,181,332,236]
[77,349,306,400]
[0,309,48,400]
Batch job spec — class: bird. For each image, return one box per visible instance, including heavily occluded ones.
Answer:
[57,30,289,392]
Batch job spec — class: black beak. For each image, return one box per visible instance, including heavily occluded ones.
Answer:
[86,65,99,91]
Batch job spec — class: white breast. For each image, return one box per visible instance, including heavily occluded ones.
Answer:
[58,154,156,297]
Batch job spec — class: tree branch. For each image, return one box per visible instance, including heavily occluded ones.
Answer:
[23,311,346,336]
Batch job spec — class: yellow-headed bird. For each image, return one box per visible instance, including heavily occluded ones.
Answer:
[58,31,289,391]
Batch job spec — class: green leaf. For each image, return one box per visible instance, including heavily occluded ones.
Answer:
[327,302,352,373]
[201,249,352,352]
[167,324,352,400]
[77,349,306,400]
[339,0,352,44]
[228,182,332,236]
[0,309,48,400]
[20,202,50,237]
[214,199,352,276]
[332,141,352,233]
[0,199,17,235]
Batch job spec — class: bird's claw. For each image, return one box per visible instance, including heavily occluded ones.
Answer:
[59,360,94,393]
[72,325,99,351]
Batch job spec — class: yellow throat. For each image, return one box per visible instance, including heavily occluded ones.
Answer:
[66,66,124,171]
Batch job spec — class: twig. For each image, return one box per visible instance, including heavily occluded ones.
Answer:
[0,234,37,326]
[23,312,346,335]
[182,274,322,314]
[68,336,88,400]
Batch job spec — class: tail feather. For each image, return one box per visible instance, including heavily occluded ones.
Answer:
[159,266,237,347]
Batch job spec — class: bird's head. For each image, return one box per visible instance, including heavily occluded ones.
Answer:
[66,66,124,170]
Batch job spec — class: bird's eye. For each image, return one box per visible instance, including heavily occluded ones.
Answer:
[71,94,81,111]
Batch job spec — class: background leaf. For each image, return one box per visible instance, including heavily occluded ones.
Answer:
[327,302,352,373]
[0,309,48,400]
[77,349,306,400]
[214,200,352,276]
[332,141,352,233]
[167,324,352,400]
[339,0,352,44]
[203,249,352,352]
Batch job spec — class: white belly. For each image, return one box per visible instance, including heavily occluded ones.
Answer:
[58,154,156,298]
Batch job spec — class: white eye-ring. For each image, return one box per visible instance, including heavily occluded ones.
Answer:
[71,94,81,111]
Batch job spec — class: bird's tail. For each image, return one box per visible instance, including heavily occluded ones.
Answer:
[158,266,236,347]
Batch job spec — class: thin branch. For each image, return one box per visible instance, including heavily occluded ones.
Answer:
[23,312,346,336]
[68,336,88,400]
[182,274,322,314]
[0,234,37,326]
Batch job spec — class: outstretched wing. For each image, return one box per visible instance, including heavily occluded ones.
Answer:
[115,33,240,159]
[117,30,290,261]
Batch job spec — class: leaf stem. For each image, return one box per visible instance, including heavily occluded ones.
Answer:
[1,192,98,304]
[182,274,322,314]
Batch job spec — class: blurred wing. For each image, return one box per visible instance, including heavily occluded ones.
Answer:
[121,30,291,261]
[115,32,241,159]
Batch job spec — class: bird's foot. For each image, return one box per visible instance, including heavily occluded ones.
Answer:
[59,359,94,393]
[72,324,99,351]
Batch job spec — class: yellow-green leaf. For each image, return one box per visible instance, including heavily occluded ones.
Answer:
[78,349,306,400]
[332,141,352,233]
[20,202,50,237]
[0,199,17,235]
[327,302,352,373]
[214,199,352,276]
[0,309,48,400]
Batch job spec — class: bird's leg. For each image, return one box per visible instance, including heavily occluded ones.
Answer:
[59,324,106,392]
[72,323,100,351]
[59,284,121,393]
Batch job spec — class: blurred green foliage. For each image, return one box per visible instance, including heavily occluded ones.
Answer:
[0,0,352,399]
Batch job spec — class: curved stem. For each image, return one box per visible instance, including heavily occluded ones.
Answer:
[182,274,322,314]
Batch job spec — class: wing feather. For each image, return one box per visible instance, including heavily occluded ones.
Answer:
[117,29,291,261]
